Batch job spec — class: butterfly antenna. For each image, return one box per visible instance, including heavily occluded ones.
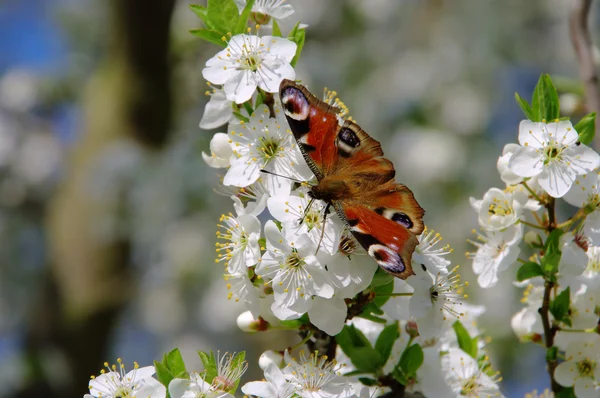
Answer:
[315,203,331,255]
[299,197,315,226]
[259,169,304,183]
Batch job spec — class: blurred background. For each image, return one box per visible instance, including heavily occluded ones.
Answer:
[0,0,595,396]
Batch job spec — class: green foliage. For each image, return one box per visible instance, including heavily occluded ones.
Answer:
[549,287,571,326]
[375,322,400,365]
[546,346,558,361]
[393,344,424,384]
[532,74,560,122]
[515,74,560,122]
[234,0,256,34]
[452,320,478,359]
[228,352,246,393]
[542,228,563,275]
[198,350,218,384]
[272,19,283,37]
[190,0,257,46]
[574,112,596,146]
[337,325,384,373]
[515,92,534,120]
[154,348,188,390]
[287,22,306,67]
[556,387,576,398]
[516,261,544,281]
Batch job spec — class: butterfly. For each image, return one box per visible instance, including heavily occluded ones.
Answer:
[278,79,425,279]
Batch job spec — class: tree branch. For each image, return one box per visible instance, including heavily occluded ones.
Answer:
[569,0,600,149]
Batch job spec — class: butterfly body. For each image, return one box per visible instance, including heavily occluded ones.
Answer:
[279,79,424,279]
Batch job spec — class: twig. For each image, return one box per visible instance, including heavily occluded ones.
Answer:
[539,280,560,392]
[569,0,600,149]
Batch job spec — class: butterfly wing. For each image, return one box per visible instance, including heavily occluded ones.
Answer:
[279,79,424,279]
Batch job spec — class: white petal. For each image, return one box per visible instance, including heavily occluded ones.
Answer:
[262,36,297,62]
[257,61,296,93]
[168,378,191,398]
[199,92,233,129]
[559,241,588,276]
[537,162,577,198]
[563,145,600,175]
[223,155,262,187]
[508,147,544,177]
[268,4,295,20]
[223,69,258,103]
[549,120,579,144]
[308,296,347,335]
[135,378,166,398]
[574,378,598,398]
[202,57,239,85]
[564,173,598,207]
[241,381,278,397]
[518,120,545,148]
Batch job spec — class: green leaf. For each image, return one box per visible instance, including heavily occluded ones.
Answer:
[336,325,383,372]
[154,361,174,388]
[167,348,187,377]
[358,377,378,386]
[555,387,576,398]
[370,267,394,287]
[546,346,558,361]
[272,19,282,37]
[515,92,534,120]
[207,0,239,35]
[516,262,544,281]
[452,321,477,359]
[234,0,256,35]
[373,278,394,308]
[549,287,571,324]
[374,322,400,364]
[398,344,424,378]
[198,351,218,384]
[574,112,596,146]
[189,4,214,29]
[286,22,306,67]
[531,74,560,122]
[544,227,564,257]
[189,29,227,47]
[541,252,561,274]
[232,112,250,123]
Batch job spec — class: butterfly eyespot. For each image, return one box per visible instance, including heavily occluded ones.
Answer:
[281,86,310,121]
[391,212,413,229]
[368,244,405,273]
[338,128,360,148]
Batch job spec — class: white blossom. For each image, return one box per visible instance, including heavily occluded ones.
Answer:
[242,363,297,398]
[223,104,312,193]
[202,34,296,103]
[468,225,522,288]
[497,143,525,185]
[555,337,600,398]
[442,348,504,397]
[283,351,354,398]
[412,226,452,274]
[169,372,234,398]
[85,361,165,398]
[199,86,235,130]
[256,221,334,320]
[215,213,261,274]
[508,120,600,198]
[203,133,233,168]
[234,0,295,21]
[471,187,525,231]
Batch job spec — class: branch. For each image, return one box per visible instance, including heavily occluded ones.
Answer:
[569,0,600,149]
[539,280,560,392]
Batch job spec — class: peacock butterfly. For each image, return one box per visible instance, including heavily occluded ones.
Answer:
[278,79,425,279]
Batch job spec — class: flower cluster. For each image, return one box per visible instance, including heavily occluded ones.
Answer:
[469,74,600,397]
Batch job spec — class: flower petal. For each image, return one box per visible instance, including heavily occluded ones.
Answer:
[518,120,545,148]
[509,147,544,177]
[537,161,577,198]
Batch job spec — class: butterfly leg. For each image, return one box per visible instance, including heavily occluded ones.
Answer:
[299,197,315,226]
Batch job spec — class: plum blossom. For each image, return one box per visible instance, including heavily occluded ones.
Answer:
[282,351,354,398]
[256,221,334,320]
[267,187,343,255]
[234,0,295,21]
[203,133,233,168]
[202,34,296,103]
[470,187,525,231]
[242,363,297,398]
[508,120,600,198]
[215,213,261,273]
[169,372,234,398]
[85,361,165,398]
[468,225,522,288]
[497,143,525,185]
[558,233,589,277]
[555,337,600,398]
[442,348,504,397]
[412,226,452,274]
[199,86,235,130]
[223,104,312,194]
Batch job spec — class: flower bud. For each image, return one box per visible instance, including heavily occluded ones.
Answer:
[236,311,269,332]
[524,231,543,248]
[258,350,284,370]
[405,320,420,338]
